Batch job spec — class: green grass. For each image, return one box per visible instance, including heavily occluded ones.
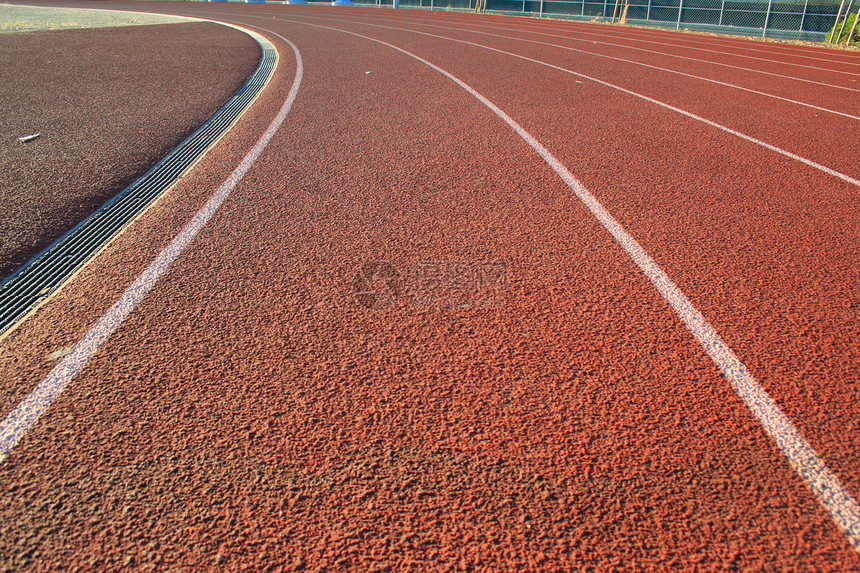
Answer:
[828,8,860,45]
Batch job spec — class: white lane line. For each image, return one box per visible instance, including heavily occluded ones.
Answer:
[0,29,303,461]
[375,9,860,69]
[317,14,859,121]
[250,15,860,554]
[483,18,860,76]
[276,15,860,189]
[582,24,860,68]
[370,13,860,94]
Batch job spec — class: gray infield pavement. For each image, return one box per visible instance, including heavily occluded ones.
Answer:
[0,3,192,32]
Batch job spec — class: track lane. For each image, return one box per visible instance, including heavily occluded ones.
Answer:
[296,12,860,121]
[368,12,860,96]
[352,10,860,92]
[1,3,858,570]
[2,18,856,569]
[244,9,860,540]
[370,11,860,92]
[272,11,860,182]
[200,1,854,544]
[261,0,860,474]
[562,21,860,67]
[401,11,860,76]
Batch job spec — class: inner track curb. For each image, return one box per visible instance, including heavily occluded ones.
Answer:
[0,21,278,338]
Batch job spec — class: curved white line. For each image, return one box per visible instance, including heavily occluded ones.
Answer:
[473,15,860,76]
[575,22,860,68]
[228,14,860,555]
[315,13,860,121]
[0,28,303,460]
[373,12,860,94]
[258,13,860,188]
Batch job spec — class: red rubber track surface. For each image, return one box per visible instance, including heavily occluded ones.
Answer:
[0,2,858,571]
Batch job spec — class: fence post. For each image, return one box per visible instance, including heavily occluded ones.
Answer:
[718,0,725,25]
[837,0,855,40]
[798,0,809,34]
[647,0,652,20]
[830,0,846,42]
[582,0,586,16]
[762,0,773,37]
[848,6,860,42]
[676,0,684,28]
[540,0,545,16]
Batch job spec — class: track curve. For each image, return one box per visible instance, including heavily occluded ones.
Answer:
[0,2,857,570]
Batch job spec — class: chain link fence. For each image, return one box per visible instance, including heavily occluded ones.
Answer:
[352,0,856,42]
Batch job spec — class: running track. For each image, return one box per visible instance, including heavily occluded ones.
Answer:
[1,2,858,570]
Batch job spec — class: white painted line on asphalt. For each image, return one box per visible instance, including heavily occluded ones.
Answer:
[0,29,303,462]
[277,18,860,555]
[322,14,860,121]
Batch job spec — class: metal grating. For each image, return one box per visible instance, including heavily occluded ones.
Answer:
[0,31,277,336]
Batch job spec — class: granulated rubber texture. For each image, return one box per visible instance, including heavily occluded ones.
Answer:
[0,21,261,278]
[0,2,857,571]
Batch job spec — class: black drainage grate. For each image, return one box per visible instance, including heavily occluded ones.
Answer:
[0,27,277,337]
